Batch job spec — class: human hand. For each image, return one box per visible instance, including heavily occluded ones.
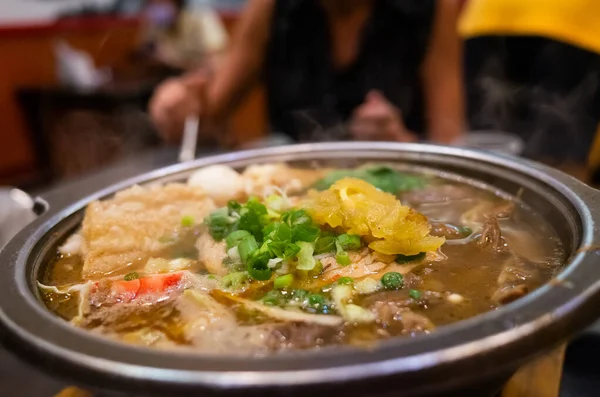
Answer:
[349,91,418,142]
[149,72,207,143]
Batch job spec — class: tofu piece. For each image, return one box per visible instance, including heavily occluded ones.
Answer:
[80,183,215,278]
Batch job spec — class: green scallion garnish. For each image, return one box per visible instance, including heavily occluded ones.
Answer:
[274,274,294,289]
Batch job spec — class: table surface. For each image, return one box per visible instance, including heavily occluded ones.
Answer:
[2,145,599,397]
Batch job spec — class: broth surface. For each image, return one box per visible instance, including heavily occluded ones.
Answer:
[40,163,564,354]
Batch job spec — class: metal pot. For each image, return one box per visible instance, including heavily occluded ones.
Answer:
[1,142,600,397]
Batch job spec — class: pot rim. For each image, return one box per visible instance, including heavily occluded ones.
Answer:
[1,142,600,391]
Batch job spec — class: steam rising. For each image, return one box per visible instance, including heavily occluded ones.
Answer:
[51,109,158,179]
[469,52,599,166]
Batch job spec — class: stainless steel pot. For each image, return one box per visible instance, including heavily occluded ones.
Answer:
[1,142,600,397]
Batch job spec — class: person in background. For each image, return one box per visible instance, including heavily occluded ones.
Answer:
[150,0,465,145]
[460,0,600,177]
[140,0,228,72]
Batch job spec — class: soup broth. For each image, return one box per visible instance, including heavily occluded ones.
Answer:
[40,163,564,355]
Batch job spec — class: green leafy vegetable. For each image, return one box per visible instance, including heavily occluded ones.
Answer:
[124,272,139,281]
[381,272,404,290]
[395,252,426,264]
[409,289,422,300]
[313,166,425,193]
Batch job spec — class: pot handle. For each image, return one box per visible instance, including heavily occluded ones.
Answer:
[538,166,600,237]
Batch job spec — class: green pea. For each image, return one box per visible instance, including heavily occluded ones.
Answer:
[381,272,404,290]
[337,277,354,285]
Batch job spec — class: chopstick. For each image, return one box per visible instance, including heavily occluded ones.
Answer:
[178,115,199,163]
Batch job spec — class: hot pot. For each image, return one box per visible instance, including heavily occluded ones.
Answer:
[1,142,600,397]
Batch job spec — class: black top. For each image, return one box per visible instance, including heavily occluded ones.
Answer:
[263,0,436,141]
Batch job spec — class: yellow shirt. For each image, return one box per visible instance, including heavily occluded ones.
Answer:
[459,0,600,55]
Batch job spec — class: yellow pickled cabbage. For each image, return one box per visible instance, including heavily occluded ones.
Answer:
[303,178,444,255]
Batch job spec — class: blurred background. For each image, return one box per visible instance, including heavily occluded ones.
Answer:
[1,0,600,396]
[0,0,599,192]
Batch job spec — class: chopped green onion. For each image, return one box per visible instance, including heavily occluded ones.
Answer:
[227,200,242,213]
[227,246,241,263]
[409,289,422,300]
[267,257,283,268]
[335,239,351,265]
[265,223,292,242]
[181,215,195,227]
[381,272,404,290]
[246,252,273,280]
[265,241,285,257]
[266,208,281,220]
[124,272,139,281]
[281,209,311,227]
[336,251,351,266]
[296,242,316,271]
[337,277,354,285]
[336,234,361,251]
[237,198,269,241]
[238,235,258,263]
[274,274,294,289]
[296,259,323,279]
[226,230,252,249]
[266,194,289,212]
[205,209,235,240]
[292,224,320,243]
[314,236,336,254]
[283,243,301,258]
[207,274,216,280]
[222,272,249,289]
[395,252,426,264]
[310,260,324,276]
